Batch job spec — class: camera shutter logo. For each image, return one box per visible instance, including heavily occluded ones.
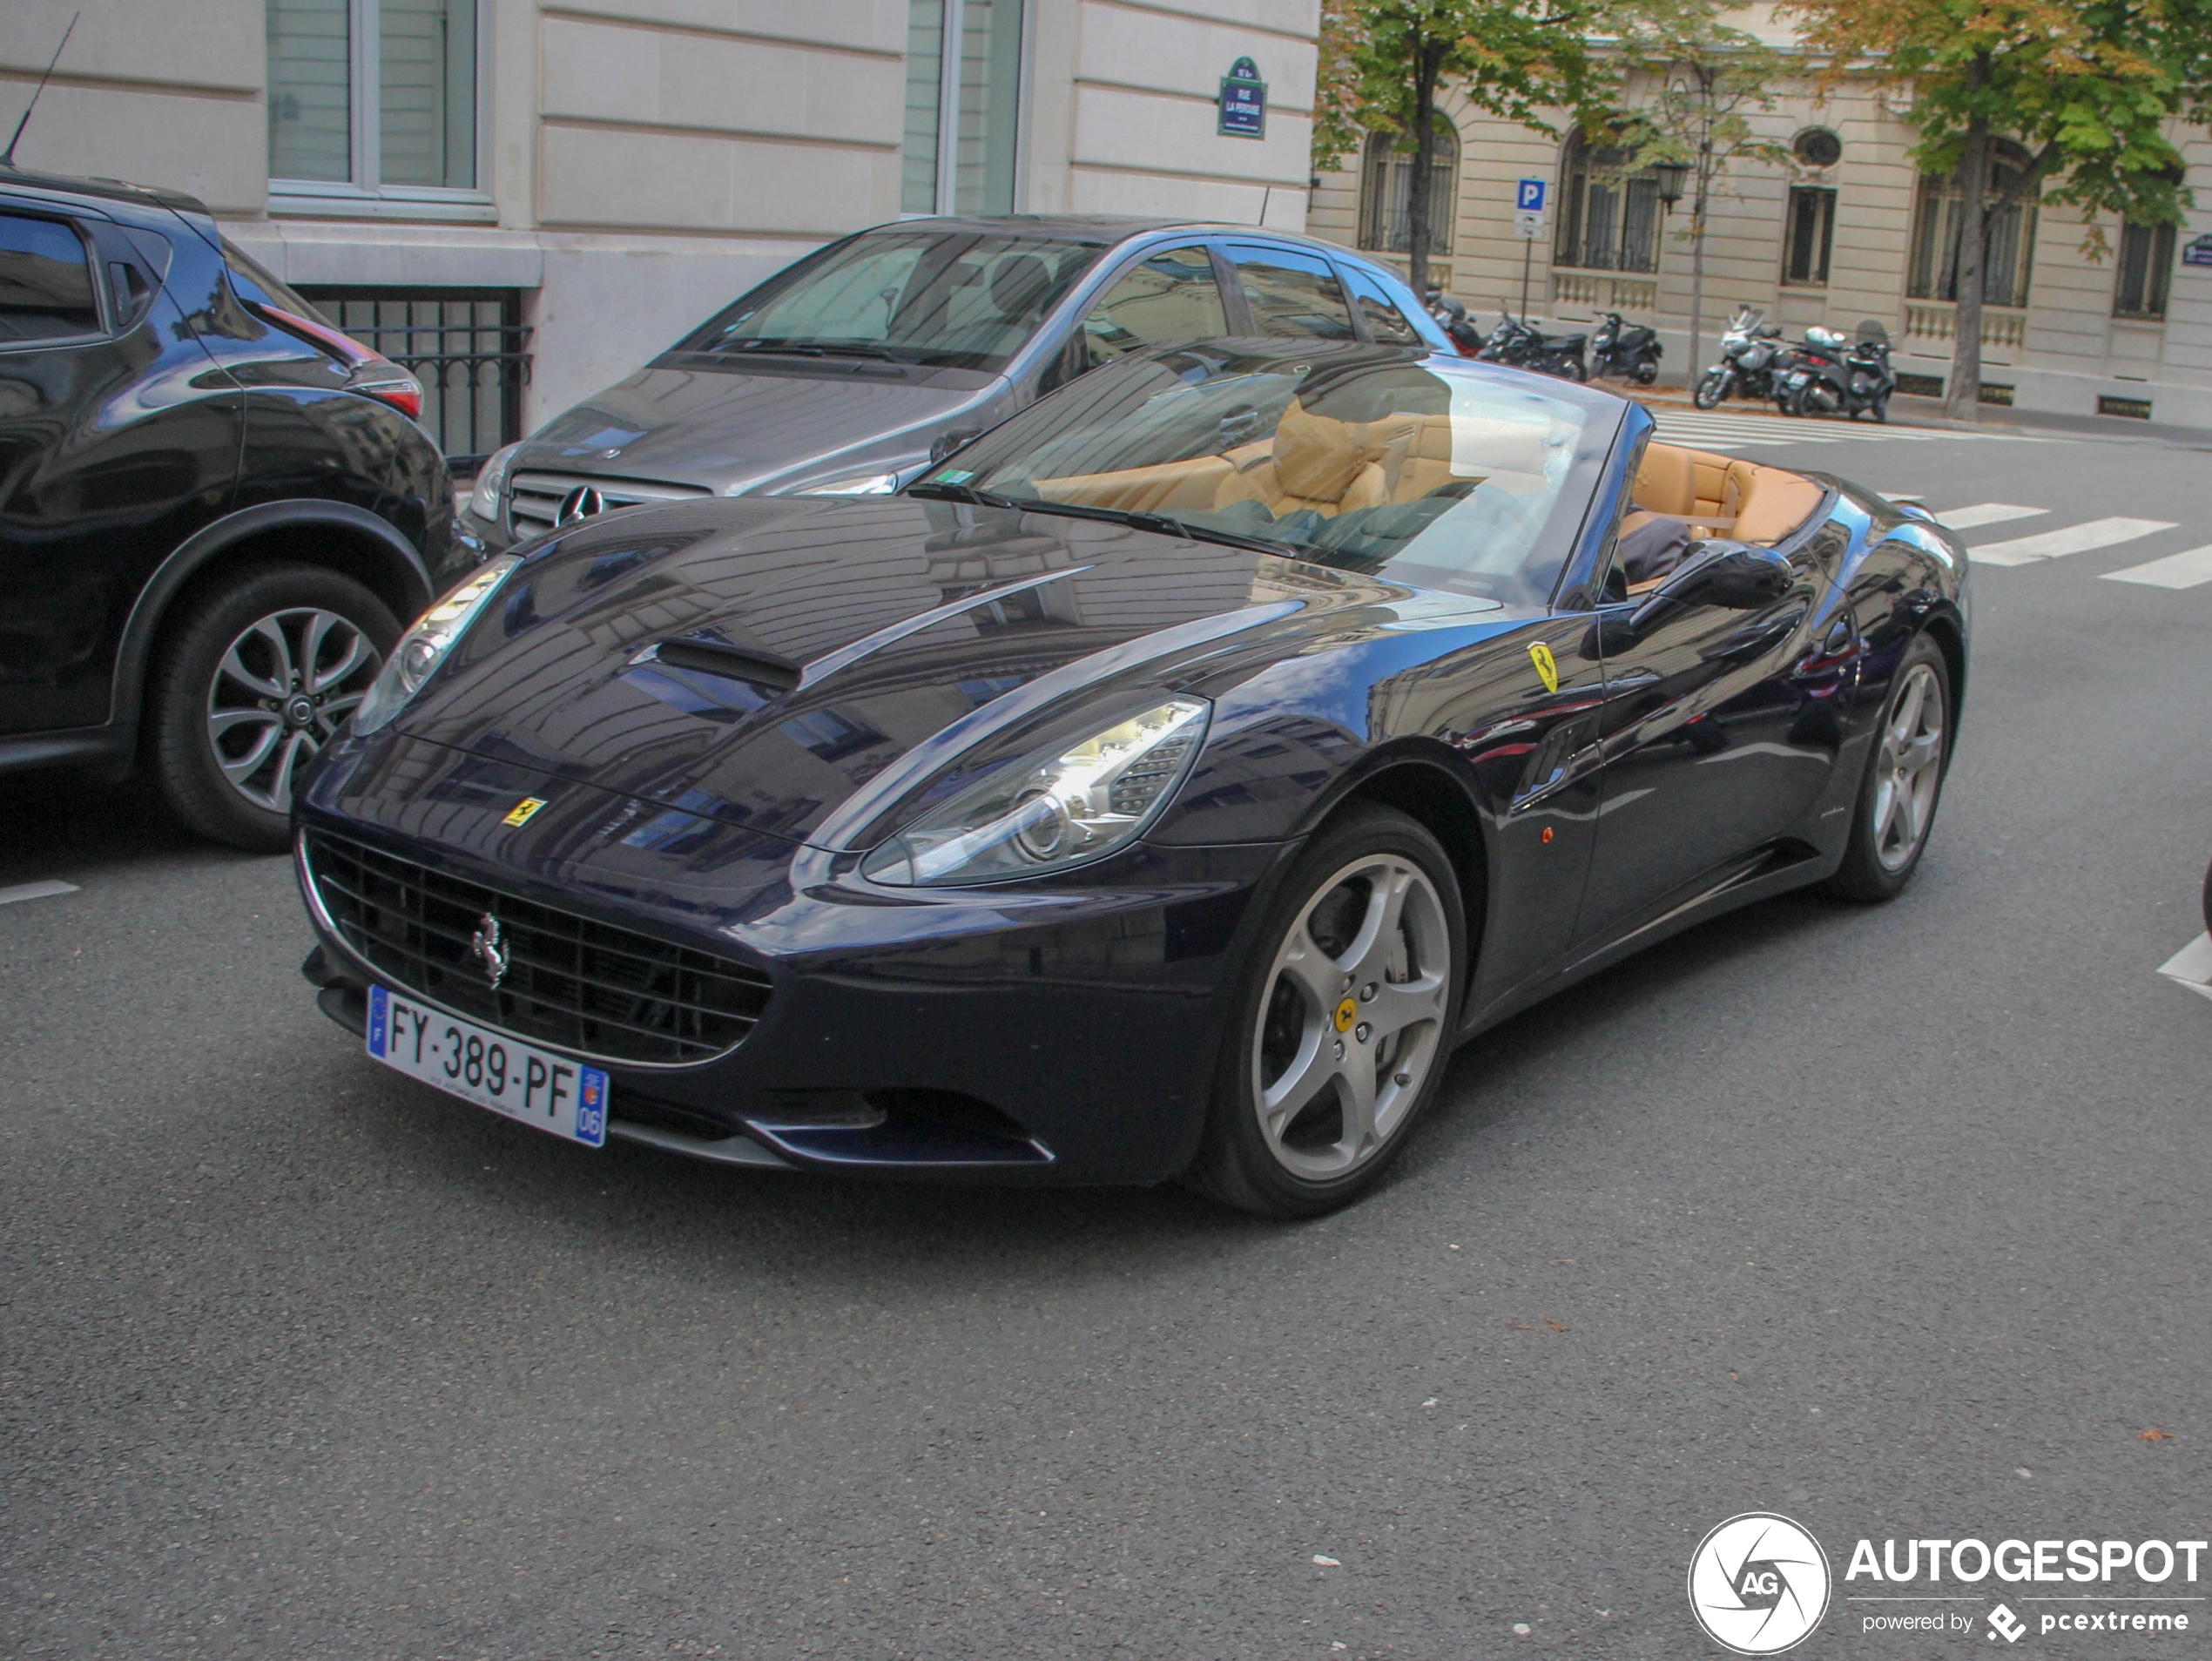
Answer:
[1687,1513,1831,1655]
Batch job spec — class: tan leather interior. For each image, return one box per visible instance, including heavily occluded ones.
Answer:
[1035,398,1550,521]
[1630,442,1825,546]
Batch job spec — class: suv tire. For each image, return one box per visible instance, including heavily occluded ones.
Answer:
[149,563,401,853]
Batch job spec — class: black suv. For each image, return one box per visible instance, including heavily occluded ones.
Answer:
[0,165,467,850]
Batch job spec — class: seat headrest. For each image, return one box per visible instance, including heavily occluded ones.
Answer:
[988,254,1052,317]
[1272,402,1376,502]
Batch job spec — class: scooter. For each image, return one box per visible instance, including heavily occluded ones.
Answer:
[1692,305,1786,408]
[1476,311,1588,381]
[1423,292,1485,355]
[1777,322,1897,421]
[1590,311,1662,384]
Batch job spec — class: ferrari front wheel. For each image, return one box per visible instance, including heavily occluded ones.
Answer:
[1824,632,1952,902]
[1190,804,1463,1218]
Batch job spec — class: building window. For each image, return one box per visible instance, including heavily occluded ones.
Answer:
[1791,127,1842,170]
[1782,186,1835,287]
[2113,220,2176,321]
[1907,139,2039,309]
[1357,120,1458,255]
[267,0,481,204]
[297,287,528,465]
[1555,130,1659,273]
[901,0,1024,216]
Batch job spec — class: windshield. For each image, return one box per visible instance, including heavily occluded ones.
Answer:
[676,230,1106,373]
[927,344,1617,606]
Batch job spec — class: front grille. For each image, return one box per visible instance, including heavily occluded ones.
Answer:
[506,470,711,539]
[305,830,771,1065]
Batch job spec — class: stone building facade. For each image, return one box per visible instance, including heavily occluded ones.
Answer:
[1309,18,2212,429]
[3,0,1319,456]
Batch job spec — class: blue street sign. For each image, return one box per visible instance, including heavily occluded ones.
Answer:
[1517,178,1548,213]
[2184,233,2212,267]
[1218,57,1267,138]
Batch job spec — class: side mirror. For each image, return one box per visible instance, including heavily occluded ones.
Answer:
[1628,540,1793,633]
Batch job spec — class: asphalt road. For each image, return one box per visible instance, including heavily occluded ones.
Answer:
[3,412,2209,1659]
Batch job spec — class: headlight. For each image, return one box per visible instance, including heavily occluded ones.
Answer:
[350,556,522,736]
[797,469,901,496]
[860,699,1211,887]
[467,442,521,520]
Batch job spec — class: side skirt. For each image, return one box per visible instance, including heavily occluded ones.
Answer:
[1456,841,1838,1041]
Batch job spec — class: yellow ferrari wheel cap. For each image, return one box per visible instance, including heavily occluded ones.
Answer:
[1334,997,1358,1033]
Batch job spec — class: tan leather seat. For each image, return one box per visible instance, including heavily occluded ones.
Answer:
[1033,453,1235,512]
[1215,402,1389,518]
[1633,441,1824,546]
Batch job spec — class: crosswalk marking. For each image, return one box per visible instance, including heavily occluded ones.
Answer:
[2100,544,2212,590]
[2158,935,2212,1003]
[1934,503,2046,530]
[1649,408,2026,449]
[1967,517,2177,566]
[0,880,78,907]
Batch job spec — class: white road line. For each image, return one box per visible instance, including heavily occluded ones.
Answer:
[2101,544,2212,591]
[2157,934,2212,1003]
[1934,503,2047,530]
[1968,517,2177,566]
[1649,409,2025,446]
[0,880,78,907]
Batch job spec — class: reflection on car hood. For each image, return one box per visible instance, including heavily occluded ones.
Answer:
[388,496,1425,845]
[517,362,987,493]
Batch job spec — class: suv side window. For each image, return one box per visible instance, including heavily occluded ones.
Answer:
[1079,246,1228,366]
[0,212,101,345]
[1223,245,1356,340]
[1339,264,1423,345]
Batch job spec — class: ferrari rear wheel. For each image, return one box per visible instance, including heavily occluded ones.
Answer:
[1190,804,1463,1218]
[1824,632,1952,902]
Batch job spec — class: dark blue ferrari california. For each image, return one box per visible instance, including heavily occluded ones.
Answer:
[294,341,1967,1215]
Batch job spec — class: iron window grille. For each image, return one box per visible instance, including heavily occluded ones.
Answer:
[297,285,530,469]
[1783,186,1837,287]
[2113,220,2175,321]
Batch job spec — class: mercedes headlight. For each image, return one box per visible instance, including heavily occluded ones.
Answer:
[467,442,521,520]
[351,556,522,736]
[860,699,1211,887]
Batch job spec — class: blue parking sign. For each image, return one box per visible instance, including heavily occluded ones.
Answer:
[1517,179,1548,213]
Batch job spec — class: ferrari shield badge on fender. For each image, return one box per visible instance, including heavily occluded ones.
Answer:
[502,797,547,827]
[1528,641,1561,694]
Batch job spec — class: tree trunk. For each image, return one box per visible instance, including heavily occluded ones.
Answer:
[1945,118,1991,421]
[1407,38,1441,300]
[1689,101,1713,395]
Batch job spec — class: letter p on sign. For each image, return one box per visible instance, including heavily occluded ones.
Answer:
[1517,179,1547,213]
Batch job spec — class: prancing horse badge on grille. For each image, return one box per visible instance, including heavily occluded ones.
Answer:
[469,914,510,990]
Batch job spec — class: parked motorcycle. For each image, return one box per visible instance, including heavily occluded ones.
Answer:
[1692,305,1786,408]
[1476,311,1589,381]
[1423,291,1485,355]
[1590,311,1662,384]
[1777,321,1897,421]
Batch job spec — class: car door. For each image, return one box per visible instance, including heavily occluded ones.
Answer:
[0,199,239,736]
[1572,515,1848,950]
[1218,243,1360,341]
[1038,243,1232,395]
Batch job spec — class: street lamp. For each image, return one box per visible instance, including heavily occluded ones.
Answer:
[1651,159,1689,212]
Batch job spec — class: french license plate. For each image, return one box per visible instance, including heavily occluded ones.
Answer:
[367,985,608,1147]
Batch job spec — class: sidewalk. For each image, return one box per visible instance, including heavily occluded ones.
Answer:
[1623,384,2212,449]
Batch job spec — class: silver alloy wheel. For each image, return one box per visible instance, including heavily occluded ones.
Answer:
[205,607,383,814]
[1872,660,1945,872]
[1251,853,1452,1180]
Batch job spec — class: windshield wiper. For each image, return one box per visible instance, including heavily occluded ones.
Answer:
[730,338,913,364]
[1006,499,1289,557]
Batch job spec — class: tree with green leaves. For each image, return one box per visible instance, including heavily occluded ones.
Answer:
[1314,0,1601,300]
[1610,0,1791,389]
[1781,0,2212,419]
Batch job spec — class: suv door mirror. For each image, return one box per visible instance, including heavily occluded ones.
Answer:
[1628,539,1793,632]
